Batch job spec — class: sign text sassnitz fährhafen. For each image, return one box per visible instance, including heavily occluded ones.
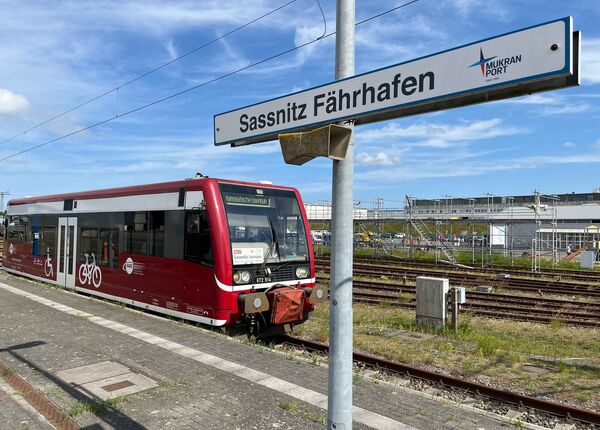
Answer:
[214,17,573,146]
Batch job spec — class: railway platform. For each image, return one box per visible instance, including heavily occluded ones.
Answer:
[0,271,540,430]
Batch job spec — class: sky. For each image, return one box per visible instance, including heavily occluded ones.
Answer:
[1,0,600,211]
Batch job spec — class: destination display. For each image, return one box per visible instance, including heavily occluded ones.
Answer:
[215,17,577,146]
[224,193,270,207]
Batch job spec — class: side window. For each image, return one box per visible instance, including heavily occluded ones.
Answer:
[185,211,212,265]
[40,226,56,257]
[125,212,148,255]
[79,228,99,263]
[99,228,119,268]
[150,211,165,257]
[8,216,29,243]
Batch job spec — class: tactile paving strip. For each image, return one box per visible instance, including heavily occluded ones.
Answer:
[0,359,81,430]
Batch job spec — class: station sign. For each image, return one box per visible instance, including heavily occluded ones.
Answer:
[214,17,579,146]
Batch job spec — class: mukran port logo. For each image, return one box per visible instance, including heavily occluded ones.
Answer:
[469,48,522,81]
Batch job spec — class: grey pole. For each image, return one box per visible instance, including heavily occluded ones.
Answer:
[328,0,355,429]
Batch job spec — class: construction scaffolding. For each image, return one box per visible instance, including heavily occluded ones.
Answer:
[304,189,597,270]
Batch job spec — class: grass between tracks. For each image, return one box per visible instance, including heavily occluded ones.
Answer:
[295,300,600,410]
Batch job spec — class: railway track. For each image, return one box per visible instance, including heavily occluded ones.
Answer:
[281,336,600,425]
[349,254,600,283]
[316,259,600,298]
[318,275,600,327]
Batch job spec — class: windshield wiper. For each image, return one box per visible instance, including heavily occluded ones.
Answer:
[259,217,280,274]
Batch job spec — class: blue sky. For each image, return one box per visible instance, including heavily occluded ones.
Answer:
[1,0,599,211]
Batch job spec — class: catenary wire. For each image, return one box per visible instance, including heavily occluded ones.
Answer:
[315,0,326,39]
[0,0,299,148]
[0,0,421,163]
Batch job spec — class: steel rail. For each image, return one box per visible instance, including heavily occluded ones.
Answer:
[316,260,600,298]
[350,255,600,282]
[282,336,600,424]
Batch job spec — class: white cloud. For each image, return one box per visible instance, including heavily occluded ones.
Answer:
[162,38,178,60]
[538,103,592,116]
[357,118,527,148]
[444,0,510,20]
[357,152,600,182]
[501,93,561,106]
[0,89,30,116]
[582,38,600,84]
[356,152,402,166]
[563,141,575,149]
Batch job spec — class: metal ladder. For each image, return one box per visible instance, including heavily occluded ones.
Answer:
[406,196,457,264]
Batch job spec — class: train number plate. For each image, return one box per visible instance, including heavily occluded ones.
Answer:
[255,277,272,283]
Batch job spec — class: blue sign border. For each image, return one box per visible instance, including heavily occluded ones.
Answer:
[214,16,572,146]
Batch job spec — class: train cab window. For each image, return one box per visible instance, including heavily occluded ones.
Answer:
[79,228,99,263]
[99,228,119,268]
[185,211,212,265]
[124,212,149,255]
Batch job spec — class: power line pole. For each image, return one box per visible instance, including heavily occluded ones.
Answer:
[329,0,355,428]
[0,191,9,213]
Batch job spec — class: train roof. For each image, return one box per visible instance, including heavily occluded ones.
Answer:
[7,177,298,207]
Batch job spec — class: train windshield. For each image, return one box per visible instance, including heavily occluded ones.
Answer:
[220,183,309,266]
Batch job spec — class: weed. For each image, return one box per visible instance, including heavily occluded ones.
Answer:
[66,397,125,418]
[397,292,413,303]
[161,378,188,390]
[1,367,14,377]
[309,354,323,367]
[277,400,298,413]
[475,335,501,357]
[303,410,327,426]
[352,372,363,385]
[378,299,394,308]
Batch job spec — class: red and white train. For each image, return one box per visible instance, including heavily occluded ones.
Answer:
[3,176,326,334]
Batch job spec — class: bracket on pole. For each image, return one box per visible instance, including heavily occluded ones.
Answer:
[278,124,352,165]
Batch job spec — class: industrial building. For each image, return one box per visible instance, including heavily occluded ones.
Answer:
[305,190,600,268]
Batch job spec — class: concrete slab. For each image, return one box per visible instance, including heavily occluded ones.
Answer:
[56,360,130,385]
[80,371,158,400]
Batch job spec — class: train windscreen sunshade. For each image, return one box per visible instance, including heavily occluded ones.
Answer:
[219,183,309,266]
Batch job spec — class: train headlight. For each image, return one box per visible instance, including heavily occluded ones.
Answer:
[253,297,263,309]
[295,266,309,279]
[234,270,252,284]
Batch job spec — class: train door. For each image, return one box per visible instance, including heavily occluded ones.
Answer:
[56,217,78,289]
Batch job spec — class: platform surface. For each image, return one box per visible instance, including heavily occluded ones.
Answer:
[0,271,525,430]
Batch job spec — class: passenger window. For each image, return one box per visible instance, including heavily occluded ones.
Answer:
[79,228,99,263]
[150,211,165,257]
[185,211,212,265]
[41,226,57,257]
[125,212,148,255]
[99,228,119,268]
[8,216,29,243]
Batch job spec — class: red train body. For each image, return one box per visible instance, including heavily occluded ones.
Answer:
[3,177,326,334]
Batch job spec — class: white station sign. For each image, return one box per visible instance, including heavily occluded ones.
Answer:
[215,17,578,146]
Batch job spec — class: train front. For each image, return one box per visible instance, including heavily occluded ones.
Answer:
[214,181,326,335]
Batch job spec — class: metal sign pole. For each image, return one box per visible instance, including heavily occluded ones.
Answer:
[328,0,354,429]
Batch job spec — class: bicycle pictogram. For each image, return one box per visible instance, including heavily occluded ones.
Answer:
[78,253,102,288]
[44,253,53,277]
